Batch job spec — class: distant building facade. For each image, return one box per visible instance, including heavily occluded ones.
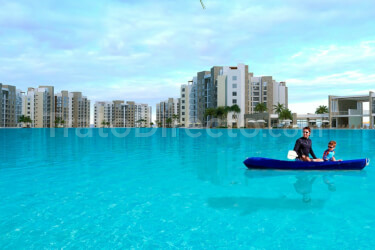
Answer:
[22,86,55,128]
[0,84,18,127]
[181,63,288,128]
[94,100,152,128]
[329,91,374,129]
[55,91,90,127]
[156,98,180,127]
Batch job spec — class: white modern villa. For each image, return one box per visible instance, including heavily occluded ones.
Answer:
[329,91,375,129]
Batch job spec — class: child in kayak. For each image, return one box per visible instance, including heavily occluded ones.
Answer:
[323,141,342,161]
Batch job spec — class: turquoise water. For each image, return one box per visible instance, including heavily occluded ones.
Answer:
[1,128,375,249]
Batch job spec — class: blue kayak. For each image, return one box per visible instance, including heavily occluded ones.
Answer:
[243,157,369,170]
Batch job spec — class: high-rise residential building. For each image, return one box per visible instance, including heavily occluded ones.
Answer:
[15,89,23,126]
[23,86,55,128]
[248,76,288,114]
[180,78,199,127]
[183,63,288,128]
[94,100,152,128]
[0,84,17,127]
[55,91,73,127]
[156,98,180,127]
[39,85,55,128]
[125,101,152,127]
[217,63,249,127]
[71,92,90,127]
[94,101,113,127]
[113,100,125,127]
[196,66,223,127]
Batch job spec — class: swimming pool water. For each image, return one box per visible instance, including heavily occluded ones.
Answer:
[1,128,375,249]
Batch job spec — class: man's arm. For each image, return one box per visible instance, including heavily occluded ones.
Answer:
[310,148,317,159]
[293,139,301,157]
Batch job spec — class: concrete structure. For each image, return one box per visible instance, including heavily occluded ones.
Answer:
[329,91,374,129]
[156,98,180,127]
[0,84,17,127]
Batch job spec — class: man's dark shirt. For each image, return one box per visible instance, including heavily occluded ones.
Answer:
[294,137,317,159]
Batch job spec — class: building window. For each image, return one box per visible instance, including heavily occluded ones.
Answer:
[182,100,185,104]
[232,84,237,88]
[182,112,185,115]
[232,92,237,97]
[182,94,185,98]
[182,88,185,92]
[232,99,237,104]
[182,118,185,121]
[232,76,237,81]
[182,106,185,110]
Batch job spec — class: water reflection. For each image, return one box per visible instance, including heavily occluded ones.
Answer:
[244,170,366,203]
[207,196,326,215]
[207,170,366,215]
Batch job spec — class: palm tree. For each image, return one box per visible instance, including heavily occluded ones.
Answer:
[273,103,285,115]
[54,117,65,128]
[254,103,267,113]
[150,122,154,127]
[215,107,225,127]
[156,121,162,127]
[200,0,205,9]
[279,108,293,121]
[106,121,110,128]
[101,120,107,128]
[204,108,217,127]
[172,114,179,128]
[230,104,241,128]
[18,115,32,128]
[166,118,173,128]
[136,119,147,127]
[315,105,328,114]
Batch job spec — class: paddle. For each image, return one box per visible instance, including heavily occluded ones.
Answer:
[287,150,298,160]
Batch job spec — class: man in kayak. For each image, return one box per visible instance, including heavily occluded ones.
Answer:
[294,127,323,162]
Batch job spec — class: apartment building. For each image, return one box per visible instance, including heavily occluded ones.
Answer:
[0,84,18,127]
[23,86,55,128]
[156,98,180,127]
[217,64,249,127]
[248,76,288,114]
[71,92,90,127]
[181,63,288,128]
[126,102,152,127]
[55,91,73,127]
[94,101,113,127]
[180,82,191,127]
[16,89,23,126]
[113,100,125,127]
[196,66,223,126]
[94,100,152,128]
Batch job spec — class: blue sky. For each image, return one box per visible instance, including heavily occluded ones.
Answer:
[1,0,375,122]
